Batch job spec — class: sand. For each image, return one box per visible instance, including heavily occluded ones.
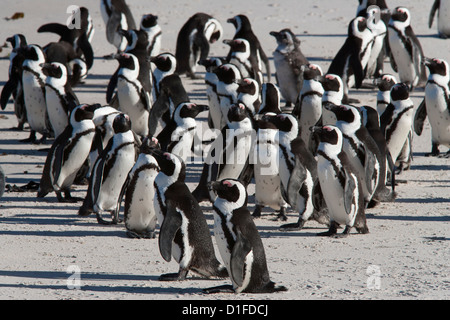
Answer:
[0,0,449,301]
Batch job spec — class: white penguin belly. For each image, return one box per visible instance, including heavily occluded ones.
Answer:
[45,89,68,138]
[425,85,450,146]
[126,169,158,232]
[299,95,322,141]
[117,79,149,136]
[171,209,193,268]
[386,115,413,163]
[218,133,251,180]
[96,144,135,211]
[22,72,48,133]
[388,31,417,85]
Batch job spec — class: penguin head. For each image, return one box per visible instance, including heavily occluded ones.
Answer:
[390,83,410,101]
[41,62,66,80]
[115,53,138,72]
[223,38,249,54]
[140,136,161,154]
[205,18,223,44]
[310,125,343,154]
[17,44,46,64]
[321,74,343,93]
[257,113,278,130]
[140,14,158,29]
[236,78,259,96]
[72,104,95,123]
[198,57,225,71]
[375,74,397,91]
[112,113,132,134]
[260,83,281,114]
[151,149,186,183]
[174,102,209,121]
[208,179,248,208]
[227,103,249,123]
[303,64,323,81]
[423,58,449,79]
[6,34,27,49]
[264,113,299,138]
[390,7,410,26]
[270,29,300,48]
[227,15,251,33]
[324,104,361,126]
[350,16,369,38]
[213,64,242,84]
[150,53,177,73]
[69,58,88,81]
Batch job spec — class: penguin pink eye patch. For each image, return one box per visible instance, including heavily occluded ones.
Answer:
[325,75,335,80]
[223,181,233,187]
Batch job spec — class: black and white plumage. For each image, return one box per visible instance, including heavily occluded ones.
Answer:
[151,149,228,281]
[236,77,261,117]
[37,104,96,202]
[139,14,162,57]
[320,74,345,126]
[150,52,177,100]
[414,58,450,157]
[380,83,415,173]
[224,38,262,85]
[256,83,282,117]
[42,62,79,138]
[157,102,208,162]
[204,179,287,294]
[388,7,427,90]
[227,14,271,82]
[311,125,369,237]
[376,73,398,115]
[270,28,309,106]
[328,16,374,104]
[175,13,223,79]
[365,5,387,78]
[124,136,160,239]
[79,113,136,225]
[101,0,136,52]
[429,0,450,39]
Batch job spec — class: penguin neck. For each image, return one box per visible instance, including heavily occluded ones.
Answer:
[24,58,45,73]
[336,120,359,137]
[301,79,324,95]
[232,51,250,63]
[428,73,450,89]
[317,142,342,160]
[72,118,95,134]
[214,196,245,218]
[119,66,139,81]
[227,118,253,132]
[46,75,67,91]
[377,90,391,104]
[155,172,178,193]
[323,91,343,105]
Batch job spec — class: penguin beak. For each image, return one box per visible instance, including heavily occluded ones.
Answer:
[422,57,434,66]
[227,18,235,24]
[309,125,322,134]
[194,104,209,113]
[222,39,233,46]
[207,181,221,193]
[323,103,339,113]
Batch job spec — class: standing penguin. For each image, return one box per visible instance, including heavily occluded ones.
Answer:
[388,7,427,90]
[293,63,324,147]
[414,58,450,157]
[366,5,387,79]
[37,104,96,202]
[236,77,261,116]
[1,34,28,130]
[83,113,136,225]
[157,102,209,162]
[429,0,450,39]
[311,125,369,237]
[113,53,151,136]
[175,13,223,79]
[150,52,177,100]
[139,14,162,57]
[100,0,136,52]
[124,136,160,239]
[324,104,383,207]
[213,63,242,127]
[380,83,415,173]
[328,16,374,104]
[270,28,309,107]
[42,62,79,138]
[224,38,263,85]
[320,74,345,126]
[19,44,51,144]
[375,73,397,115]
[151,150,228,281]
[227,14,271,82]
[204,179,287,294]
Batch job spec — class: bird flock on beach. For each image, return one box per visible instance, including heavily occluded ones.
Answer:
[0,0,449,294]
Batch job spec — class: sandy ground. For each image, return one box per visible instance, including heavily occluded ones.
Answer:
[0,0,449,301]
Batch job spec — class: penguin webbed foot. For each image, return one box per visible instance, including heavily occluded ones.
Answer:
[317,221,339,237]
[159,268,189,281]
[20,131,37,144]
[202,285,235,294]
[126,230,156,239]
[441,150,450,158]
[55,191,83,203]
[276,207,288,221]
[252,205,262,218]
[96,211,122,225]
[279,219,305,231]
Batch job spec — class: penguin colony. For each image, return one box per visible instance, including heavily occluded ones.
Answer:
[1,0,449,294]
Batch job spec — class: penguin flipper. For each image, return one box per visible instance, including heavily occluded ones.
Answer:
[429,0,440,28]
[287,157,307,209]
[312,179,325,212]
[106,11,122,44]
[0,165,5,199]
[230,228,252,288]
[158,202,183,262]
[364,147,378,197]
[0,79,16,110]
[106,70,119,104]
[140,89,151,112]
[413,98,427,136]
[148,92,170,136]
[37,23,68,37]
[344,171,358,216]
[77,33,94,70]
[350,53,365,89]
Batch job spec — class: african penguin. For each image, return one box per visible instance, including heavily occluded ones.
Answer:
[270,28,309,107]
[204,179,287,294]
[82,113,136,225]
[150,52,177,101]
[414,58,450,157]
[224,38,263,85]
[150,149,228,281]
[42,62,79,138]
[366,5,387,79]
[38,104,96,202]
[328,16,374,104]
[256,83,282,117]
[156,102,209,162]
[236,77,261,116]
[375,73,397,115]
[320,74,345,126]
[380,83,415,174]
[175,13,223,79]
[429,0,450,39]
[388,7,427,90]
[124,136,160,239]
[311,125,369,237]
[227,14,271,82]
[139,14,162,57]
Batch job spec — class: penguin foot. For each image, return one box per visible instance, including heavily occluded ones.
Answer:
[317,221,339,237]
[159,269,189,281]
[20,132,36,144]
[279,220,305,231]
[441,150,450,158]
[126,230,156,239]
[78,205,93,217]
[367,199,380,209]
[96,212,122,225]
[252,205,262,218]
[276,208,288,221]
[203,285,235,294]
[425,150,440,157]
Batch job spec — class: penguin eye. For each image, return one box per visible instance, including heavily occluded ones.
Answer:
[164,153,171,160]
